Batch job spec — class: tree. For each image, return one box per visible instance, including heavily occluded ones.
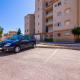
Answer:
[17,28,22,35]
[0,26,3,39]
[72,27,80,42]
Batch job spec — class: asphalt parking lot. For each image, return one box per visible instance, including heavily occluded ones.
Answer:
[0,48,80,80]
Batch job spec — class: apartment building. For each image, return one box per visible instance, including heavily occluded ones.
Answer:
[24,14,35,36]
[35,0,58,41]
[53,0,80,41]
[35,0,80,42]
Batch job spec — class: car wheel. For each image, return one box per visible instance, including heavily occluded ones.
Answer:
[14,46,21,53]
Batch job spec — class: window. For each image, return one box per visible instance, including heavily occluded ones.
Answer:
[46,19,48,22]
[48,27,53,32]
[54,22,62,27]
[57,33,61,37]
[54,2,62,7]
[38,30,39,33]
[38,8,39,11]
[55,4,57,7]
[64,32,71,36]
[25,30,26,33]
[57,11,62,16]
[38,15,39,18]
[58,22,62,27]
[65,20,71,26]
[46,26,48,32]
[38,22,39,25]
[46,2,48,7]
[58,2,62,6]
[25,24,26,27]
[46,12,48,15]
[37,0,40,11]
[27,29,28,32]
[54,23,57,26]
[65,8,71,14]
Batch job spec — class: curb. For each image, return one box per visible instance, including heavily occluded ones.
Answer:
[36,45,80,50]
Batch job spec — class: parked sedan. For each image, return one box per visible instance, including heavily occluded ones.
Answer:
[0,35,36,53]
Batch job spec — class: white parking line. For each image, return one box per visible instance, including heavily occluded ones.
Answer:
[45,49,58,63]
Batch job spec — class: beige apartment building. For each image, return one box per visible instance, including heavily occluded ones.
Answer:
[35,0,80,42]
[24,14,35,36]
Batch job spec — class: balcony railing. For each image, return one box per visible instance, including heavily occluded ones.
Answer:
[45,0,58,9]
[46,12,53,19]
[48,27,53,32]
[46,20,53,26]
[45,5,53,12]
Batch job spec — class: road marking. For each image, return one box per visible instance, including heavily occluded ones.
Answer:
[45,49,58,63]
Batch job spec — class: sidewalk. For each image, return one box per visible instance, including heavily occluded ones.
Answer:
[36,42,80,50]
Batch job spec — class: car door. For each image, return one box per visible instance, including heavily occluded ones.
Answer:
[23,35,33,48]
[20,39,29,49]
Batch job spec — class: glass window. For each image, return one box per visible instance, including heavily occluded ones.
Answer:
[58,22,62,27]
[65,8,71,14]
[57,11,62,16]
[65,20,71,26]
[58,2,62,6]
[55,4,57,7]
[64,32,71,36]
[54,22,62,27]
[57,33,61,37]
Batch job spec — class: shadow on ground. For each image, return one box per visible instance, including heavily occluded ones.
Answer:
[0,51,16,57]
[0,48,34,57]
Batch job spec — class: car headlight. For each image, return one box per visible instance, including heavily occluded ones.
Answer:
[4,43,11,46]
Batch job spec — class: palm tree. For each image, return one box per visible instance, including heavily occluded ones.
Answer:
[0,26,3,40]
[72,27,80,42]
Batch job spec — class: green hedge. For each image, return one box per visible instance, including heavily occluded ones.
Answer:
[45,38,53,42]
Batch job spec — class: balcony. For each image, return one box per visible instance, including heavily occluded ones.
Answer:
[46,20,53,26]
[46,12,53,19]
[48,26,53,33]
[45,0,58,12]
[45,5,53,12]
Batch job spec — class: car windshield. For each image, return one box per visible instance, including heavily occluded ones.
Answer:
[10,36,18,40]
[9,35,23,40]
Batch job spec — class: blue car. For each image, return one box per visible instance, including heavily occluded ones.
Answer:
[0,35,36,53]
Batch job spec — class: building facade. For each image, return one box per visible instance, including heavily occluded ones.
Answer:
[53,0,79,41]
[3,31,17,40]
[35,0,80,42]
[24,14,35,36]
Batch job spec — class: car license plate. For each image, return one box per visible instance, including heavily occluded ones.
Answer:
[0,48,2,50]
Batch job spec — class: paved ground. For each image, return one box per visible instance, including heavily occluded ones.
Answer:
[0,48,80,80]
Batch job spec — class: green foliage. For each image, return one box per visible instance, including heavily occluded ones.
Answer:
[72,27,80,42]
[0,26,3,38]
[45,38,53,42]
[72,27,80,36]
[17,28,22,35]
